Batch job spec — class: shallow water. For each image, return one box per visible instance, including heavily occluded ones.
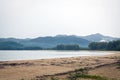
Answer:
[0,50,116,61]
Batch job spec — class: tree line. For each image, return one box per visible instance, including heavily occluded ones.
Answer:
[88,40,120,51]
[0,40,120,51]
[53,44,81,50]
[0,41,42,50]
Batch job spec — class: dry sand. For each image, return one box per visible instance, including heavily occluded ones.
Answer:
[0,51,120,80]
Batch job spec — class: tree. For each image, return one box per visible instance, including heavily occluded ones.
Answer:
[88,40,120,51]
[106,40,120,50]
[88,42,107,50]
[54,44,80,50]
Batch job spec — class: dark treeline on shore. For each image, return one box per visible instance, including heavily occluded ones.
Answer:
[53,44,82,50]
[0,41,43,50]
[0,40,120,51]
[89,40,120,51]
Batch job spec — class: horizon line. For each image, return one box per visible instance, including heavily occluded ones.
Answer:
[0,33,119,39]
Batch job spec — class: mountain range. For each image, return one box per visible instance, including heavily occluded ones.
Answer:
[81,33,119,42]
[0,33,119,49]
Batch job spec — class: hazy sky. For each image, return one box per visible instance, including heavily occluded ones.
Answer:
[0,0,120,38]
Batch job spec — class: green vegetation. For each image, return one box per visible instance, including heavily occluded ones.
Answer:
[0,41,23,50]
[89,40,120,51]
[24,46,42,50]
[54,40,120,51]
[0,40,120,51]
[106,40,120,50]
[66,68,109,80]
[50,77,59,80]
[116,62,120,69]
[53,44,81,50]
[49,68,118,80]
[0,41,42,50]
[67,74,108,80]
[88,42,107,50]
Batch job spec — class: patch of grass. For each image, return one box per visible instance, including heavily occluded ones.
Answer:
[50,77,59,80]
[37,68,118,80]
[67,73,108,80]
[118,63,120,66]
[74,68,88,74]
[66,68,118,80]
[116,61,120,69]
[67,73,118,80]
[77,74,108,80]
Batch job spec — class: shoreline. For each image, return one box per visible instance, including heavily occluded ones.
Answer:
[0,50,119,62]
[0,52,120,80]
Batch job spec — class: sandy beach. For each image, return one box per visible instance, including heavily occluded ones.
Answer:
[0,51,120,80]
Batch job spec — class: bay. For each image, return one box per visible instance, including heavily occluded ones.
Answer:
[0,50,116,61]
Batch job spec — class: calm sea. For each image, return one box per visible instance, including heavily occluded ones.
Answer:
[0,50,116,61]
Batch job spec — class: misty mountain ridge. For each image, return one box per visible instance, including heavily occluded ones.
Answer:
[30,35,90,48]
[0,33,119,49]
[81,33,119,42]
[52,33,119,42]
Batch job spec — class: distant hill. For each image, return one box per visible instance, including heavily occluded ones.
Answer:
[0,41,23,50]
[30,35,90,48]
[0,33,119,49]
[81,33,119,42]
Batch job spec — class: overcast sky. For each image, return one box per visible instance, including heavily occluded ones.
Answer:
[0,0,120,38]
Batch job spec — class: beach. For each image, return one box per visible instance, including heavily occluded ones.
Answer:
[0,52,120,80]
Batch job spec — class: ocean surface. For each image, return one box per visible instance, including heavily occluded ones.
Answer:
[0,50,116,61]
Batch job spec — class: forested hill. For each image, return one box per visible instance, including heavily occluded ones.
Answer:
[0,33,119,50]
[30,35,90,48]
[0,35,90,49]
[81,33,119,42]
